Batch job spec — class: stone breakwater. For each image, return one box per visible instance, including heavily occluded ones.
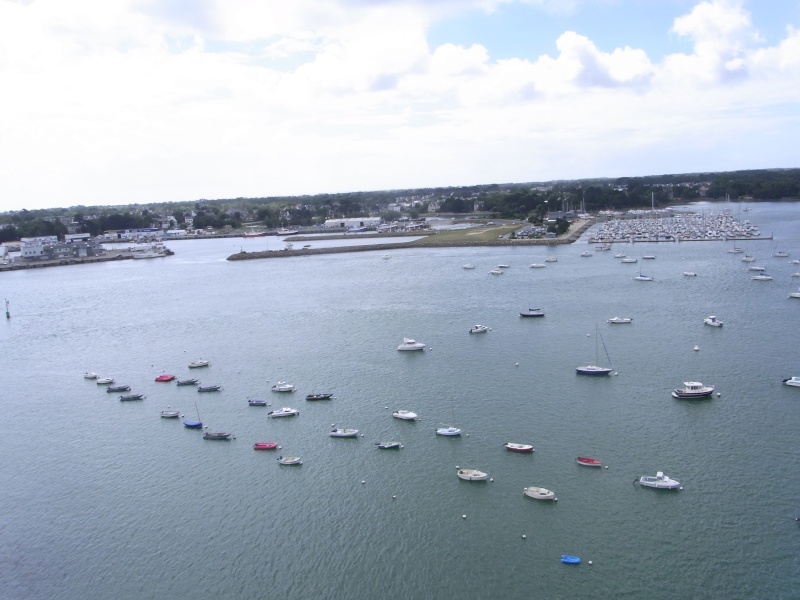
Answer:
[227,221,593,261]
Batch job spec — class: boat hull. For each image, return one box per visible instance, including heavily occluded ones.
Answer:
[576,366,613,376]
[457,469,488,481]
[253,443,278,450]
[523,487,555,500]
[504,443,534,453]
[576,457,602,467]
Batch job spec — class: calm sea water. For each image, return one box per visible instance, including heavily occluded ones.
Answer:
[1,202,799,599]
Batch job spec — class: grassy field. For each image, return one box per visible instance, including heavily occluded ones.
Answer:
[410,224,522,245]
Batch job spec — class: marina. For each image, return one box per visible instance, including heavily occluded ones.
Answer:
[0,201,798,599]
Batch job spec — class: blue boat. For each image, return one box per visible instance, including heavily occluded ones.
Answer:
[183,420,202,429]
[561,555,581,564]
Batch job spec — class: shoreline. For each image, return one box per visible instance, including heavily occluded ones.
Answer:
[226,220,595,261]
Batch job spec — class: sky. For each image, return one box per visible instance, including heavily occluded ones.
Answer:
[1,0,799,212]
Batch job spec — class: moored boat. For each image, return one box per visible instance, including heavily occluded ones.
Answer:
[188,359,210,368]
[330,428,359,437]
[248,399,269,406]
[397,338,426,351]
[176,378,198,386]
[561,555,581,564]
[504,442,534,453]
[523,486,556,500]
[683,271,698,277]
[789,288,800,299]
[376,441,403,449]
[160,410,180,418]
[576,456,602,467]
[457,468,489,481]
[392,410,417,420]
[636,471,681,489]
[183,420,203,429]
[84,372,98,379]
[155,374,176,382]
[277,455,302,465]
[119,393,144,401]
[519,308,545,318]
[782,376,800,387]
[107,385,131,393]
[253,442,278,450]
[469,324,489,334]
[268,407,299,418]
[306,393,333,400]
[671,381,715,399]
[96,377,114,385]
[703,315,723,327]
[271,381,295,393]
[197,385,221,393]
[436,426,461,436]
[203,431,232,440]
[607,317,632,324]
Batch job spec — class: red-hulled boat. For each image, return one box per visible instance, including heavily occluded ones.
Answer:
[504,442,535,453]
[155,374,176,382]
[253,442,278,451]
[576,456,602,467]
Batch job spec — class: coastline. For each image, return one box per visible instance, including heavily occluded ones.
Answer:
[226,220,595,261]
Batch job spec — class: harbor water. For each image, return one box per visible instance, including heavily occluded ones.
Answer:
[1,202,799,599]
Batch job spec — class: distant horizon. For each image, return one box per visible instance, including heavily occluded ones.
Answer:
[2,1,798,213]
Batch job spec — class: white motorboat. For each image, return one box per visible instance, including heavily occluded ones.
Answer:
[457,468,489,481]
[747,265,766,271]
[267,407,299,418]
[529,263,546,269]
[704,315,723,327]
[636,471,681,489]
[633,273,653,281]
[613,253,626,258]
[683,271,698,277]
[519,308,545,318]
[642,255,656,260]
[392,410,417,420]
[160,410,180,418]
[789,288,800,299]
[188,359,210,368]
[277,456,303,465]
[672,381,715,399]
[620,257,637,263]
[504,442,534,453]
[436,426,462,436]
[397,338,426,351]
[523,486,556,500]
[83,372,98,379]
[607,317,632,324]
[544,256,557,262]
[497,264,510,269]
[741,255,756,262]
[461,264,475,270]
[791,273,800,278]
[469,325,489,334]
[488,268,503,275]
[773,251,790,258]
[96,377,114,385]
[271,381,295,392]
[580,251,593,257]
[751,274,773,281]
[595,244,611,251]
[783,376,800,387]
[330,428,359,437]
[376,441,403,449]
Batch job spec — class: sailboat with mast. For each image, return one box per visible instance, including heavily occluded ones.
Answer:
[183,401,203,429]
[576,327,614,376]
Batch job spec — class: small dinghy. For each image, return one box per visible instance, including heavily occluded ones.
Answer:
[160,410,180,418]
[561,555,581,565]
[576,457,602,467]
[176,378,198,386]
[197,385,221,393]
[436,426,461,436]
[248,399,269,407]
[119,393,144,401]
[188,359,210,368]
[84,372,98,380]
[155,374,176,382]
[277,455,303,465]
[306,393,333,400]
[330,428,359,438]
[392,410,417,420]
[268,407,299,418]
[107,385,131,393]
[96,377,114,385]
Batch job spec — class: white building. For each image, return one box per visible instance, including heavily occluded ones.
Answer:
[324,217,381,229]
[20,236,58,259]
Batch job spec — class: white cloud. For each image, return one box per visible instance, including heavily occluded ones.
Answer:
[0,0,798,210]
